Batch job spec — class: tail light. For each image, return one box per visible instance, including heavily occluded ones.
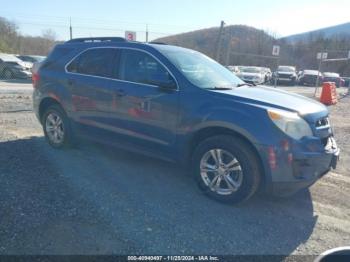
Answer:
[32,72,40,88]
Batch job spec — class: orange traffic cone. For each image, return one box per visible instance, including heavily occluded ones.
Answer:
[320,82,338,105]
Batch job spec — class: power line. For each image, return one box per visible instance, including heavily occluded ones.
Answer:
[1,12,200,31]
[15,21,172,36]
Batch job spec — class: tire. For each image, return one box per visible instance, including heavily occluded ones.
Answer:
[191,135,261,204]
[42,104,73,149]
[3,69,14,79]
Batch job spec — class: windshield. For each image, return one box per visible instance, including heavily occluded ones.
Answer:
[278,66,295,72]
[241,67,261,73]
[159,48,244,89]
[17,56,35,63]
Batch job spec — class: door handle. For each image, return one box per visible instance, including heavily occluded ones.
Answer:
[67,79,75,86]
[116,89,126,97]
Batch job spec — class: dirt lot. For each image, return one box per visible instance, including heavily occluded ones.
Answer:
[0,81,349,258]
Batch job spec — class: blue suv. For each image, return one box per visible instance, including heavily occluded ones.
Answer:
[32,37,339,204]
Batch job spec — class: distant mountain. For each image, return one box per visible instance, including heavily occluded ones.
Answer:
[282,22,350,43]
[155,25,277,67]
[155,23,350,75]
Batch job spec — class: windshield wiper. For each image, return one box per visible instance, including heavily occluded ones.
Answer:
[236,83,255,87]
[209,86,233,90]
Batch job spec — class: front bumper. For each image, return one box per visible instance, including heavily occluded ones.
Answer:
[262,136,340,196]
[243,78,263,85]
[14,70,32,79]
[277,77,295,83]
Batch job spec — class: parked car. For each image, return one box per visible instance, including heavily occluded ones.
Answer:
[236,66,265,84]
[342,77,350,87]
[33,37,339,204]
[298,70,323,86]
[0,53,32,79]
[16,55,46,70]
[226,65,240,74]
[274,66,298,86]
[322,72,344,88]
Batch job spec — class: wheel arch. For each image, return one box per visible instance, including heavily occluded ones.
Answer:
[38,97,63,123]
[187,126,267,188]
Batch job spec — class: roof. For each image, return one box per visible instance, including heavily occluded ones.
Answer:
[303,70,320,75]
[323,72,340,77]
[61,37,189,54]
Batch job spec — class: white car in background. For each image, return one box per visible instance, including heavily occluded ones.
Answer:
[16,55,46,70]
[0,53,32,79]
[236,66,265,85]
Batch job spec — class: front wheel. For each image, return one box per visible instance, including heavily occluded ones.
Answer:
[3,69,14,79]
[42,104,73,149]
[191,135,261,204]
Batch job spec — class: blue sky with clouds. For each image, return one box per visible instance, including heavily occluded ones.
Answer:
[0,0,349,41]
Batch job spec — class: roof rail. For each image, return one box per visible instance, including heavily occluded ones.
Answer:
[149,41,167,45]
[65,37,126,43]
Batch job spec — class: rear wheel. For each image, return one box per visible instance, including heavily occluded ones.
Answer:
[42,105,73,149]
[192,135,261,204]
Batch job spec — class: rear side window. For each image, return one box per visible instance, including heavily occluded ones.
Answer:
[67,48,117,78]
[119,49,171,85]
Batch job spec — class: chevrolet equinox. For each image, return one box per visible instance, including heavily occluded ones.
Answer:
[33,37,340,204]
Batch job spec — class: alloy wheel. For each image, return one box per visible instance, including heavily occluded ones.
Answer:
[45,112,65,145]
[200,148,243,195]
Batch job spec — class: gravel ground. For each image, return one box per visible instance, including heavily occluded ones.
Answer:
[0,81,349,257]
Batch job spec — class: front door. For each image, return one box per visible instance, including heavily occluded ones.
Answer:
[110,48,179,155]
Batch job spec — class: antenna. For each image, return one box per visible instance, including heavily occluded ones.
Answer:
[69,17,73,40]
[146,24,149,43]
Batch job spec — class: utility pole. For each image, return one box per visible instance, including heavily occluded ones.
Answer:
[215,21,225,64]
[69,17,73,40]
[224,26,232,66]
[146,24,149,43]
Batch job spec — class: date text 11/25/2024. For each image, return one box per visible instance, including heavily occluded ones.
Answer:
[127,256,219,261]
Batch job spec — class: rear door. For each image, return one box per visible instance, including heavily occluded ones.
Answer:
[66,48,121,136]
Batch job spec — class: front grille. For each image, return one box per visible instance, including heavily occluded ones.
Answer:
[278,73,292,78]
[243,75,254,80]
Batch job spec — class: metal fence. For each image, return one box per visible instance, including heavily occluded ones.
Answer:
[0,57,33,80]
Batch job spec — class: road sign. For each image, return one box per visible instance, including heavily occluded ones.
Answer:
[272,45,280,56]
[317,52,328,60]
[125,31,136,41]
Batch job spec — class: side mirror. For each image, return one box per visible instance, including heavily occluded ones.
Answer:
[158,79,177,89]
[148,73,177,90]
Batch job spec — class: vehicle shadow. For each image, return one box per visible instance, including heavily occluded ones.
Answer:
[0,137,317,256]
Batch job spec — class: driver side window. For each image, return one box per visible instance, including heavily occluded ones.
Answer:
[119,49,173,86]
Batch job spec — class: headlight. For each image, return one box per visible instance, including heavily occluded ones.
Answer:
[267,109,313,140]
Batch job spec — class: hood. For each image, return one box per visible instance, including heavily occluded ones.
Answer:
[213,86,327,116]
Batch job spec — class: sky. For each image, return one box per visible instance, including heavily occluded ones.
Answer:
[0,0,349,41]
